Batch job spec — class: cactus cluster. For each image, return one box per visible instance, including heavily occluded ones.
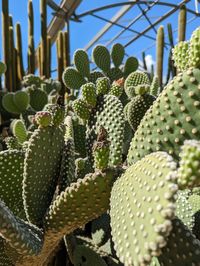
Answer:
[1,1,200,265]
[63,43,139,91]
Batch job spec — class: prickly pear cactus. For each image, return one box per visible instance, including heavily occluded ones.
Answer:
[2,26,200,266]
[128,68,200,165]
[110,152,178,266]
[87,94,124,166]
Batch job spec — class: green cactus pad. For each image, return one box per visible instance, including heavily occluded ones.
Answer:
[110,152,178,266]
[13,91,30,113]
[62,67,87,90]
[135,84,150,95]
[44,104,65,126]
[58,137,75,192]
[74,49,90,78]
[4,137,21,150]
[188,194,200,213]
[157,218,200,265]
[87,95,124,166]
[177,140,200,189]
[11,119,28,144]
[23,126,64,225]
[189,27,200,68]
[150,76,160,97]
[0,61,7,75]
[73,119,87,158]
[72,99,90,120]
[29,87,48,111]
[81,82,97,107]
[44,169,116,237]
[35,111,52,127]
[92,45,111,73]
[123,56,139,78]
[109,84,123,98]
[22,74,43,88]
[0,150,25,218]
[127,94,155,131]
[111,43,125,68]
[107,67,123,82]
[124,71,150,98]
[96,77,110,95]
[73,245,107,266]
[172,41,189,71]
[88,71,104,84]
[127,68,200,165]
[93,127,110,171]
[175,190,194,230]
[91,213,111,247]
[0,200,43,256]
[2,93,21,114]
[75,157,92,180]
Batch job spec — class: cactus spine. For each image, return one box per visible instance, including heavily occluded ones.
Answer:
[156,25,164,88]
[28,0,35,74]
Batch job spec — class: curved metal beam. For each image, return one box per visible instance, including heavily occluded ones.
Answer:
[76,1,199,18]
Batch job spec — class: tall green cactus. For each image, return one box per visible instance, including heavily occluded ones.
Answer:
[2,0,10,90]
[156,26,164,88]
[16,23,24,82]
[178,5,187,43]
[40,0,47,77]
[28,0,35,74]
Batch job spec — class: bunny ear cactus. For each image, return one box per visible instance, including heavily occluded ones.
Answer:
[0,200,44,257]
[123,56,139,78]
[128,68,200,165]
[23,119,65,225]
[2,91,30,114]
[126,85,155,131]
[110,152,178,266]
[172,41,189,72]
[11,119,28,144]
[124,71,150,98]
[189,27,200,68]
[156,218,200,265]
[86,94,125,167]
[111,43,125,68]
[177,140,200,189]
[92,45,111,73]
[73,49,90,79]
[62,67,86,90]
[0,149,25,218]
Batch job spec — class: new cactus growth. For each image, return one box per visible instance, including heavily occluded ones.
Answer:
[93,126,110,170]
[34,111,52,127]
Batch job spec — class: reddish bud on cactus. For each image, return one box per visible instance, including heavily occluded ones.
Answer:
[113,77,124,87]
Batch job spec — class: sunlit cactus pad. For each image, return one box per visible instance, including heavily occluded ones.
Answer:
[87,94,124,166]
[110,152,178,266]
[128,68,200,165]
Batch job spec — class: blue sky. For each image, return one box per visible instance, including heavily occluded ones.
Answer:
[0,0,200,78]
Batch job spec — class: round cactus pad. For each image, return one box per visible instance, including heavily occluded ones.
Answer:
[110,152,178,266]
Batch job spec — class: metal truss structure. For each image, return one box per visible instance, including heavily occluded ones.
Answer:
[46,0,200,61]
